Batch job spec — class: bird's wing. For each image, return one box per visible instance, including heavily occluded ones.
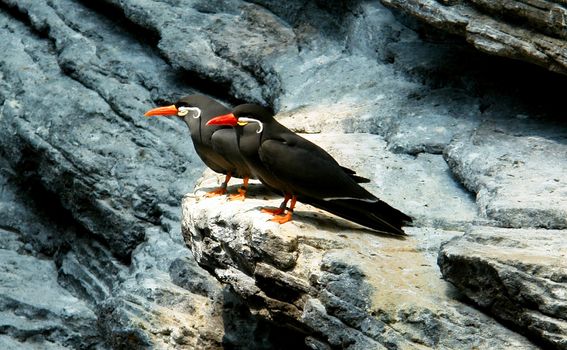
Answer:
[258,134,375,201]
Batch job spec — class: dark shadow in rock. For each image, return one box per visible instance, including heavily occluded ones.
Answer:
[0,1,50,39]
[238,183,279,199]
[221,286,310,350]
[169,257,220,298]
[6,145,137,263]
[76,0,160,47]
[390,8,567,125]
[0,157,118,261]
[170,69,247,107]
[439,282,545,349]
[296,210,408,240]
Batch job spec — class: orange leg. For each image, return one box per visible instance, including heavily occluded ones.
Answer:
[206,173,231,197]
[228,177,249,201]
[261,193,291,215]
[271,195,296,224]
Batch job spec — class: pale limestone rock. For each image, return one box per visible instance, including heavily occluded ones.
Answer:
[303,133,480,229]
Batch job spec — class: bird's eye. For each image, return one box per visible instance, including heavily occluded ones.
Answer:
[178,107,201,118]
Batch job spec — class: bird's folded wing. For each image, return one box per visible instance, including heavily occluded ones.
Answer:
[258,137,375,201]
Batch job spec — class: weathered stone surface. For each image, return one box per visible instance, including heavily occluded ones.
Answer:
[381,0,567,75]
[1,155,282,349]
[0,335,68,350]
[182,142,537,349]
[0,232,101,349]
[0,161,102,348]
[0,0,203,258]
[444,120,567,229]
[439,226,567,349]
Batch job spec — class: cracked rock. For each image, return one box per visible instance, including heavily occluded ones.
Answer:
[439,226,567,349]
[1,0,566,347]
[381,0,567,75]
[0,233,101,349]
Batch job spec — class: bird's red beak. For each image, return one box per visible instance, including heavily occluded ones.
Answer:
[206,113,238,126]
[144,104,178,117]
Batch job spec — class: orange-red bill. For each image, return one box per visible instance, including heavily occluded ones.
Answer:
[144,104,178,117]
[206,113,238,126]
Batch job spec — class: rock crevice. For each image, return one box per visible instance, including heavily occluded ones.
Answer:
[381,0,567,75]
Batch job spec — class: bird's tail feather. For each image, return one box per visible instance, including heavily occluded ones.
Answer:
[302,196,412,235]
[340,166,371,183]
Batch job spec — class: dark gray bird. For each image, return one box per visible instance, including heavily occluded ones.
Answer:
[145,95,252,199]
[207,104,412,235]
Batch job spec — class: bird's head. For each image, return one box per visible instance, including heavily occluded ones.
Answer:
[206,104,274,133]
[144,95,213,119]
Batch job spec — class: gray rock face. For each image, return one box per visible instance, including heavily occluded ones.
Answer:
[0,161,103,349]
[0,0,201,258]
[0,0,290,347]
[439,226,567,349]
[0,245,99,348]
[0,0,565,348]
[380,0,567,75]
[0,156,275,349]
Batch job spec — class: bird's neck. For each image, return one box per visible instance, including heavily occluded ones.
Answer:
[237,127,261,157]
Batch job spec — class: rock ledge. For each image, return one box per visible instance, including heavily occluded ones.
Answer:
[439,226,567,349]
[182,169,536,349]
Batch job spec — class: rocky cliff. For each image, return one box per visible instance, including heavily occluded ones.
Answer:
[0,0,565,349]
[381,0,567,76]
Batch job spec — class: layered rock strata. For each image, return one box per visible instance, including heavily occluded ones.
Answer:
[381,0,567,75]
[439,226,567,349]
